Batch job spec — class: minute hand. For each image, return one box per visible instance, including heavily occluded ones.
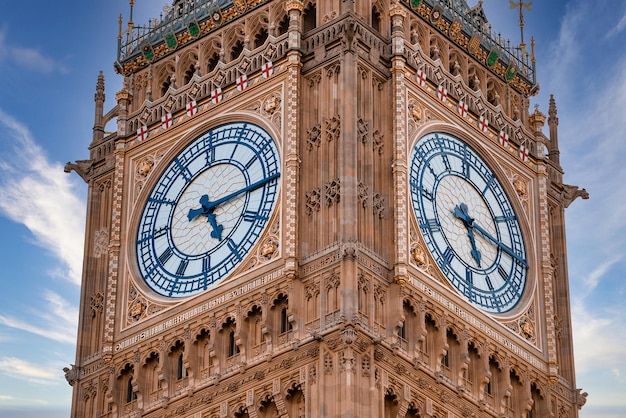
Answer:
[208,172,280,212]
[470,222,528,269]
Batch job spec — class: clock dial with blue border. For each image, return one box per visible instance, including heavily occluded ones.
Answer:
[409,132,527,313]
[136,122,280,298]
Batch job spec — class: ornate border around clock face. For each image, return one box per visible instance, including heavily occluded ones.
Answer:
[409,131,529,314]
[130,121,282,299]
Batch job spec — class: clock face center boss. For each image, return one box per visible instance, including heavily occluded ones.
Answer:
[409,132,528,314]
[136,122,281,298]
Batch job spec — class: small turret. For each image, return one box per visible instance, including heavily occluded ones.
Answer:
[93,71,105,145]
[548,94,560,166]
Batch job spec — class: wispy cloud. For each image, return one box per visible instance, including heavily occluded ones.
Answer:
[582,256,623,294]
[571,298,626,379]
[543,2,626,413]
[607,9,626,38]
[0,357,62,386]
[0,291,77,344]
[0,109,85,285]
[0,25,69,74]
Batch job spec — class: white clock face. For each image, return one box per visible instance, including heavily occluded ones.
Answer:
[409,132,528,313]
[136,122,280,298]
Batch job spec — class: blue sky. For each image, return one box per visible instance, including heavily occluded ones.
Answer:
[0,1,624,417]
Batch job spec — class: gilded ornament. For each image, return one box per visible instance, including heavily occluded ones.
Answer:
[263,95,280,115]
[130,299,146,320]
[412,246,427,266]
[409,102,423,122]
[260,238,278,259]
[137,158,154,177]
[520,318,535,340]
[514,179,527,196]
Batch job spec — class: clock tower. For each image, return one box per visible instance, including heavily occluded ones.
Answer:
[66,0,588,417]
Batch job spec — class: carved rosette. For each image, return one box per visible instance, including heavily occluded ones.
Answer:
[409,222,435,274]
[126,284,165,325]
[245,89,283,129]
[133,150,167,202]
[507,169,530,216]
[503,302,538,345]
[243,215,281,270]
[407,96,434,137]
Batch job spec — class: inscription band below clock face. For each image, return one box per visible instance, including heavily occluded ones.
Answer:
[409,132,528,313]
[136,122,280,298]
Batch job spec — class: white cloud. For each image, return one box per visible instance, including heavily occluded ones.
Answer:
[0,109,85,285]
[582,256,623,294]
[0,291,77,345]
[571,298,626,375]
[0,357,62,386]
[0,25,69,74]
[607,9,626,38]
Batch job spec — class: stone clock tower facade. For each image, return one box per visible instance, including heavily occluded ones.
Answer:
[65,0,588,417]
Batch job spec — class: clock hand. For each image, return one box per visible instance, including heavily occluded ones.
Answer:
[206,172,280,211]
[467,221,528,269]
[206,213,223,240]
[186,194,225,239]
[454,204,528,269]
[187,172,281,233]
[453,204,482,267]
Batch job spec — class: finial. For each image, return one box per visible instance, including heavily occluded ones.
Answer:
[549,94,557,119]
[118,14,123,41]
[128,0,135,33]
[509,1,532,55]
[129,0,135,22]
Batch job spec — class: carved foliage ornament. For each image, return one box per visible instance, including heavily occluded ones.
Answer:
[305,187,321,215]
[325,115,341,142]
[325,178,341,206]
[306,124,321,150]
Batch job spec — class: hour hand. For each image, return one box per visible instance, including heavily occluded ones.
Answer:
[453,203,482,267]
[466,227,482,267]
[187,194,213,222]
[187,194,224,240]
[206,213,223,240]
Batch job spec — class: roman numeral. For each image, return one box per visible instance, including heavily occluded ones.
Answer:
[466,270,473,286]
[441,247,454,269]
[148,197,176,205]
[202,255,211,272]
[206,147,216,164]
[174,158,192,181]
[243,211,268,222]
[420,218,441,232]
[482,175,495,194]
[495,215,516,223]
[421,187,434,201]
[486,276,494,291]
[227,239,243,261]
[244,156,257,170]
[154,226,168,238]
[498,266,508,281]
[158,247,173,265]
[175,259,189,276]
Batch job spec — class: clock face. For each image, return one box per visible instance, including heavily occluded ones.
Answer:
[409,132,527,313]
[136,122,280,298]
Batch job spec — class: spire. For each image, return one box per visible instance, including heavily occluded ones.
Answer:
[510,1,532,55]
[93,71,106,144]
[548,94,560,166]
